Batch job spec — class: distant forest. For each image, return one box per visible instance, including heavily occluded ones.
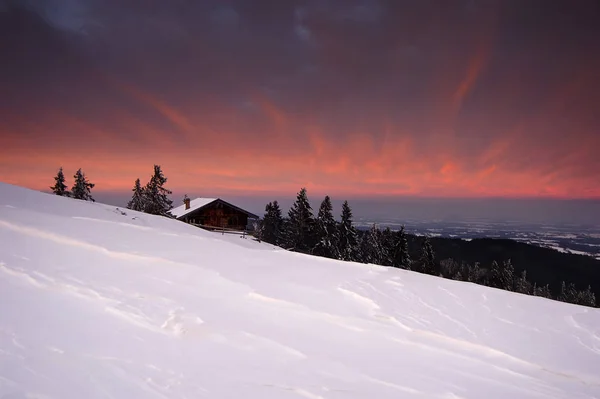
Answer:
[256,188,598,308]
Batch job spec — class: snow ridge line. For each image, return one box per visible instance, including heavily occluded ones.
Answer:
[71,216,153,231]
[337,286,381,311]
[0,219,182,267]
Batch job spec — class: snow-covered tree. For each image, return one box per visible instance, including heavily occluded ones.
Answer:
[285,188,315,253]
[337,200,359,261]
[558,281,568,302]
[312,196,340,259]
[453,270,464,281]
[143,165,173,216]
[126,178,145,212]
[558,281,578,304]
[259,201,284,246]
[360,224,384,265]
[514,270,532,294]
[488,260,502,288]
[50,167,69,197]
[533,283,552,299]
[380,227,394,266]
[466,262,484,283]
[392,226,411,269]
[439,258,460,279]
[71,168,95,201]
[418,236,436,275]
[577,285,596,307]
[501,259,515,291]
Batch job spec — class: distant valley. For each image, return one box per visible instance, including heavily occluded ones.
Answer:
[354,218,600,261]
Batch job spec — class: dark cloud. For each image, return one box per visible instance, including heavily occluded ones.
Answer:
[1,0,599,200]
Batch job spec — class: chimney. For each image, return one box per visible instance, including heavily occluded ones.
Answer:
[183,195,191,210]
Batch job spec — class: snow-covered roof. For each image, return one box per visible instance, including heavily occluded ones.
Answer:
[170,197,260,219]
[170,197,217,218]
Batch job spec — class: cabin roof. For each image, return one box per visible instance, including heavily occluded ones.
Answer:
[170,197,260,219]
[170,197,217,218]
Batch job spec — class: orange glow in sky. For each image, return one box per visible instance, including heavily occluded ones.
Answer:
[1,1,599,200]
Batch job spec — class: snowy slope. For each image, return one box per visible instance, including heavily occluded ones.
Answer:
[1,182,599,399]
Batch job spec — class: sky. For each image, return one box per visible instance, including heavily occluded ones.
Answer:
[1,0,599,219]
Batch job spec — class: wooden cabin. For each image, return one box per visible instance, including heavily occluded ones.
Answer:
[170,197,259,231]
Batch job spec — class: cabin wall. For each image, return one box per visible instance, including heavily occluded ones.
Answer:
[183,203,249,230]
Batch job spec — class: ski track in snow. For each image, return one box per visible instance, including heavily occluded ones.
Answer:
[2,184,600,398]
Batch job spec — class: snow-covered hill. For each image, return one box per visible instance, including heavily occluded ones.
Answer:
[1,182,599,399]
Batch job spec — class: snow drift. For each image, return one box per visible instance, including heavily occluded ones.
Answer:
[1,182,599,398]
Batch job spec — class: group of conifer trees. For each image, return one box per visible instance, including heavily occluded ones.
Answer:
[259,188,446,272]
[438,258,596,307]
[258,188,597,308]
[51,165,174,217]
[125,165,174,216]
[50,167,95,201]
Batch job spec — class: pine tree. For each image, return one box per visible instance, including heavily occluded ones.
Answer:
[380,227,394,266]
[360,224,384,264]
[489,260,502,288]
[558,281,579,304]
[466,262,483,283]
[453,270,464,281]
[50,167,69,197]
[533,283,552,299]
[558,281,568,302]
[577,286,596,307]
[501,259,515,291]
[337,200,359,261]
[285,188,315,253]
[439,258,459,278]
[417,236,436,275]
[312,196,340,259]
[514,270,532,294]
[143,165,173,216]
[71,168,95,201]
[392,226,411,270]
[260,201,284,246]
[566,282,579,303]
[271,200,285,245]
[126,178,146,212]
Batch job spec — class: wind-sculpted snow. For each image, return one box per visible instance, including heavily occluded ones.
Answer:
[1,182,599,398]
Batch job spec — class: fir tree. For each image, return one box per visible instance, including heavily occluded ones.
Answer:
[501,259,515,291]
[271,200,285,245]
[514,270,532,294]
[312,196,340,259]
[380,227,394,266]
[71,168,95,201]
[126,178,146,211]
[488,260,502,288]
[577,285,596,307]
[285,188,315,253]
[466,262,484,283]
[558,281,568,302]
[533,283,552,299]
[566,282,579,303]
[337,200,359,261]
[50,167,69,197]
[558,281,579,304]
[392,226,411,270]
[143,165,173,216]
[453,270,464,281]
[439,258,459,278]
[260,201,284,246]
[360,224,384,264]
[418,236,436,275]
